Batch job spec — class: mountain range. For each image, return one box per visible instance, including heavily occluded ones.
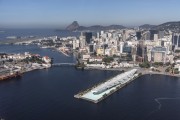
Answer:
[139,24,156,30]
[65,21,180,31]
[154,21,180,31]
[66,21,126,31]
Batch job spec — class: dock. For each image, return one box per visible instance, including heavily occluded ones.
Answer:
[58,49,70,57]
[74,69,139,103]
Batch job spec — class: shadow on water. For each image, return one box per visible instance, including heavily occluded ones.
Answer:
[0,77,22,84]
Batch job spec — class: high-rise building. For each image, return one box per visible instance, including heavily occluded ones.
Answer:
[151,47,167,63]
[73,39,79,50]
[122,30,126,41]
[172,33,180,48]
[89,44,94,53]
[100,31,104,35]
[79,35,85,48]
[136,31,142,40]
[174,35,178,45]
[150,30,158,40]
[154,34,158,41]
[119,42,124,53]
[85,32,92,44]
[123,45,132,54]
[136,41,147,62]
[131,46,137,62]
[161,41,165,47]
[144,31,150,40]
[97,32,100,39]
[177,36,180,47]
[158,31,164,39]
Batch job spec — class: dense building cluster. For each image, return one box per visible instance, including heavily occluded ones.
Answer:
[16,28,180,73]
[71,29,179,73]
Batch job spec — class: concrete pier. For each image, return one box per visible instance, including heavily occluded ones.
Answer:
[74,69,139,103]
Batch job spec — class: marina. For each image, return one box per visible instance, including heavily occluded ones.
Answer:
[75,69,138,103]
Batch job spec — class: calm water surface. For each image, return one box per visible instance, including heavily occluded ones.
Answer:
[0,45,180,120]
[0,29,80,41]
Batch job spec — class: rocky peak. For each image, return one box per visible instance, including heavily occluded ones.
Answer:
[66,21,79,31]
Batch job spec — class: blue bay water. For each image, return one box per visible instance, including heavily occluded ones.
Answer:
[0,29,80,41]
[0,30,180,120]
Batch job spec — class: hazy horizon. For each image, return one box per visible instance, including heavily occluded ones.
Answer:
[1,0,180,28]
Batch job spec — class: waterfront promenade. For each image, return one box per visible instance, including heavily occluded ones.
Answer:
[85,66,180,77]
[139,68,180,77]
[74,67,180,103]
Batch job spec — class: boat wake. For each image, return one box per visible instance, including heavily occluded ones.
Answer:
[148,97,180,116]
[155,97,180,110]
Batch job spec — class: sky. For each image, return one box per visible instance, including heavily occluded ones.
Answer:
[0,0,180,28]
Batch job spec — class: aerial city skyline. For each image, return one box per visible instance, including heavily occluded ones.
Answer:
[0,0,180,120]
[1,0,180,28]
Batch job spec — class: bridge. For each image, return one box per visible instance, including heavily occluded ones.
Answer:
[52,63,76,66]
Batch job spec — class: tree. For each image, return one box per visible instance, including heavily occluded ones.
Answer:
[103,57,114,63]
[139,62,150,68]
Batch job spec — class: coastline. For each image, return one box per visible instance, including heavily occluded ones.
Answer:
[141,72,180,77]
[84,66,180,77]
[0,51,52,81]
[0,37,44,44]
[74,69,180,104]
[84,66,129,71]
[58,49,70,57]
[0,65,51,81]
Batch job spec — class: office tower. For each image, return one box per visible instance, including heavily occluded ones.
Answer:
[177,36,180,47]
[172,33,180,48]
[150,30,158,40]
[131,46,137,62]
[79,35,85,48]
[85,32,92,44]
[136,31,142,40]
[136,41,147,62]
[158,31,164,39]
[154,34,158,41]
[144,31,150,40]
[123,45,132,54]
[151,47,167,63]
[97,32,100,39]
[174,35,178,45]
[100,31,104,35]
[73,40,77,49]
[161,41,165,47]
[89,44,94,53]
[122,30,126,41]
